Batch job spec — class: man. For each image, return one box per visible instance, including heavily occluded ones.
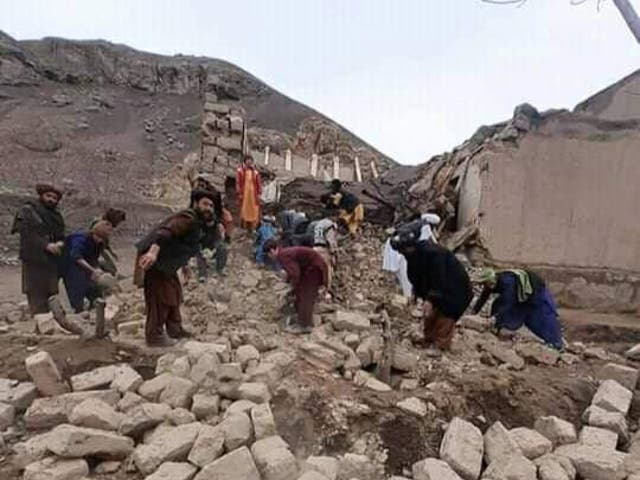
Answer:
[11,184,65,314]
[472,268,564,350]
[308,216,338,289]
[254,215,277,267]
[323,179,364,235]
[391,231,473,353]
[135,189,215,346]
[197,191,230,280]
[264,239,328,334]
[279,209,312,247]
[60,218,115,312]
[89,208,126,276]
[236,155,261,231]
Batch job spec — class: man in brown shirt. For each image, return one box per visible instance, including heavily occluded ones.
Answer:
[264,239,328,334]
[135,190,215,346]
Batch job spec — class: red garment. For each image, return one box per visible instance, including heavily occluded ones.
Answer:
[235,166,262,205]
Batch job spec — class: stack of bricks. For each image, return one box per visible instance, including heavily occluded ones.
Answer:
[200,94,247,191]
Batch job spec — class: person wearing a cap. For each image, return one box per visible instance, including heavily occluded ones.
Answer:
[472,268,564,350]
[391,230,473,354]
[197,190,231,280]
[323,179,364,235]
[11,184,65,314]
[135,189,215,347]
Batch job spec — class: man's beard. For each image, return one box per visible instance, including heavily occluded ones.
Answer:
[197,209,213,222]
[41,199,58,209]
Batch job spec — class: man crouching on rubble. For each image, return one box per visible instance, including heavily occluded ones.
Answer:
[134,189,215,347]
[391,230,473,354]
[264,238,328,335]
[472,268,564,350]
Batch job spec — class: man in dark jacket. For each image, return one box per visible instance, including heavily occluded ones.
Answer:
[11,184,65,314]
[392,231,473,353]
[264,239,328,335]
[135,190,215,346]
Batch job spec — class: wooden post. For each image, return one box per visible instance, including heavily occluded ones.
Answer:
[354,156,362,182]
[333,156,340,179]
[94,298,106,339]
[285,149,292,171]
[264,146,270,166]
[310,154,318,178]
[370,160,379,179]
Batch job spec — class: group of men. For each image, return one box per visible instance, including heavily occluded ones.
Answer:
[12,155,563,353]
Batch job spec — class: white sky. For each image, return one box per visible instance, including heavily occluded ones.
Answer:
[2,0,639,164]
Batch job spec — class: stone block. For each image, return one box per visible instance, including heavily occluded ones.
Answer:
[299,342,345,371]
[625,343,640,360]
[221,412,253,450]
[579,425,618,450]
[251,402,277,439]
[138,373,175,401]
[189,353,220,386]
[23,457,88,480]
[188,424,225,467]
[224,399,258,417]
[597,363,639,391]
[192,393,220,420]
[236,345,260,367]
[193,446,260,480]
[238,382,271,403]
[167,408,196,425]
[249,362,283,389]
[251,436,299,480]
[217,363,244,381]
[24,390,119,430]
[332,310,370,332]
[70,365,117,391]
[217,135,243,152]
[0,401,15,430]
[554,443,627,480]
[132,422,202,474]
[582,405,628,441]
[396,397,427,417]
[0,380,37,411]
[304,456,338,480]
[439,417,483,480]
[47,423,134,459]
[159,376,197,409]
[117,320,141,335]
[480,454,536,480]
[591,379,632,415]
[111,364,143,393]
[458,315,490,332]
[392,347,419,372]
[508,427,552,459]
[515,343,560,365]
[337,453,378,480]
[34,312,56,335]
[170,356,191,378]
[229,115,244,132]
[25,351,69,396]
[534,416,577,446]
[12,432,54,468]
[119,402,171,437]
[145,462,197,480]
[534,453,576,480]
[69,398,123,431]
[299,472,330,480]
[204,102,231,114]
[484,421,521,465]
[183,341,230,363]
[412,458,463,480]
[118,391,144,412]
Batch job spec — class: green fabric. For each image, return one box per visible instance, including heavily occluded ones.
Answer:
[477,268,497,285]
[502,269,533,302]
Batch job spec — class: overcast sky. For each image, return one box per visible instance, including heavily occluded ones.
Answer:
[2,0,638,164]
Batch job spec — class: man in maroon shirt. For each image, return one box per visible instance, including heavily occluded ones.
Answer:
[264,239,328,334]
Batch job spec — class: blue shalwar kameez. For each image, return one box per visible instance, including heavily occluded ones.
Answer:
[61,232,103,312]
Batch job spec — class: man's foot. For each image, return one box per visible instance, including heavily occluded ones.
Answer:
[168,329,193,339]
[283,324,312,335]
[147,336,177,347]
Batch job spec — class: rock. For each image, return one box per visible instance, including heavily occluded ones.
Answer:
[159,376,197,409]
[217,363,244,381]
[299,472,331,480]
[400,378,419,391]
[251,435,298,480]
[0,402,15,430]
[25,351,69,396]
[47,423,134,459]
[582,405,628,441]
[111,364,143,393]
[183,340,230,363]
[238,382,271,403]
[168,408,196,425]
[397,397,427,417]
[145,461,197,480]
[34,312,56,335]
[24,390,119,429]
[225,399,258,417]
[508,427,552,459]
[189,353,220,386]
[591,379,632,415]
[222,412,253,450]
[69,398,123,431]
[119,402,171,437]
[0,380,37,411]
[193,445,260,480]
[534,416,577,446]
[304,456,339,480]
[118,320,142,335]
[484,421,521,465]
[579,426,618,449]
[299,342,345,371]
[480,454,536,480]
[118,391,145,412]
[70,365,117,391]
[23,457,88,480]
[356,335,384,367]
[597,363,638,391]
[625,343,640,360]
[12,432,53,468]
[139,373,175,401]
[170,356,192,378]
[94,460,121,474]
[133,422,202,474]
[482,342,525,370]
[584,346,609,360]
[412,458,463,479]
[439,417,483,480]
[534,453,576,480]
[192,393,219,420]
[458,315,490,332]
[515,343,560,365]
[251,402,277,439]
[333,310,370,332]
[392,347,419,372]
[337,453,378,480]
[237,345,260,367]
[188,424,225,467]
[554,443,627,480]
[249,362,283,389]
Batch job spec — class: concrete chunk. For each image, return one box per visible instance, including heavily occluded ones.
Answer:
[23,457,89,480]
[439,417,483,480]
[412,458,463,480]
[188,424,225,467]
[69,398,123,431]
[47,423,134,459]
[534,416,577,446]
[189,353,220,386]
[194,446,260,480]
[25,351,69,396]
[508,427,552,459]
[591,379,632,415]
[146,461,197,480]
[484,421,521,465]
[133,422,202,475]
[70,365,117,391]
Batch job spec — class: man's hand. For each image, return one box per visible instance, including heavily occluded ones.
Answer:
[45,242,63,255]
[139,251,158,271]
[90,269,100,282]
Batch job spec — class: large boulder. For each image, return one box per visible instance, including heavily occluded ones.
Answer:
[439,417,483,480]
